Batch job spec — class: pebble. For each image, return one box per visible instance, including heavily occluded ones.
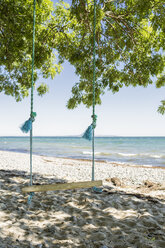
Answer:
[91,232,106,241]
[155,240,165,247]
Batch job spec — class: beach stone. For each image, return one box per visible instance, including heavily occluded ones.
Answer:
[37,245,43,248]
[113,243,128,248]
[142,217,158,228]
[124,220,136,228]
[143,180,158,188]
[77,218,86,226]
[136,240,154,248]
[105,177,111,182]
[155,240,165,247]
[0,203,7,210]
[77,245,87,248]
[111,177,122,186]
[93,242,107,248]
[69,216,77,222]
[82,211,90,218]
[91,232,106,241]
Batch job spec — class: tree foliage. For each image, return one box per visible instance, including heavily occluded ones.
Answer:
[52,0,164,109]
[0,0,62,101]
[0,0,164,113]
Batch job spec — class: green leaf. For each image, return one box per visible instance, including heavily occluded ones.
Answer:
[36,0,42,6]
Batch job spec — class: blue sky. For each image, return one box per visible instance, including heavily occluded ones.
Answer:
[1,60,165,136]
[0,0,165,136]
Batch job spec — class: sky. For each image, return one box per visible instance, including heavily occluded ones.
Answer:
[1,60,165,137]
[0,0,165,137]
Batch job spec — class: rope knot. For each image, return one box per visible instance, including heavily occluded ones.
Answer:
[28,192,35,205]
[92,114,97,129]
[31,112,37,122]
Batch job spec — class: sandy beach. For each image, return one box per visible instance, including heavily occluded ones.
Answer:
[0,150,165,248]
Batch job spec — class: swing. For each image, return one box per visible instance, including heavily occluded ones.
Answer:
[22,180,102,193]
[21,0,102,203]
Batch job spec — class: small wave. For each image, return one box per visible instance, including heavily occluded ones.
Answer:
[150,155,162,159]
[83,151,92,155]
[141,153,164,159]
[150,154,165,159]
[118,153,137,157]
[95,152,112,156]
[82,151,111,156]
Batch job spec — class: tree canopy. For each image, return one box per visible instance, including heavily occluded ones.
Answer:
[53,0,165,109]
[0,0,164,112]
[0,0,62,101]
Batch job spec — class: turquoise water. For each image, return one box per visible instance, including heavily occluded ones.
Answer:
[0,136,165,167]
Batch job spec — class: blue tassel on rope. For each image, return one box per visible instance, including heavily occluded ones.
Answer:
[28,192,34,205]
[93,186,103,193]
[20,118,32,133]
[20,112,36,133]
[82,125,93,141]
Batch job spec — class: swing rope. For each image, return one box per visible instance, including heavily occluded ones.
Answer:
[92,0,97,182]
[29,0,37,205]
[82,0,102,192]
[82,0,97,144]
[30,0,36,187]
[21,0,37,205]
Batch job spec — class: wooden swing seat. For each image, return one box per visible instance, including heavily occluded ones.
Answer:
[22,180,102,193]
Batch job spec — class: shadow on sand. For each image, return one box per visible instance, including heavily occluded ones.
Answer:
[0,169,165,248]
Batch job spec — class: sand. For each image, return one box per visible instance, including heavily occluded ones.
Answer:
[0,150,165,248]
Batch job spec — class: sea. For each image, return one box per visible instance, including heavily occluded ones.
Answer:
[0,136,165,168]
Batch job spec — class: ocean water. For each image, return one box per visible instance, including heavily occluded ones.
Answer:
[0,136,165,167]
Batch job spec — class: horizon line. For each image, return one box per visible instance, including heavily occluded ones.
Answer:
[1,135,165,138]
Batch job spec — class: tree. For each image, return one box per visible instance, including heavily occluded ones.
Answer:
[1,0,164,112]
[0,0,62,101]
[49,0,165,110]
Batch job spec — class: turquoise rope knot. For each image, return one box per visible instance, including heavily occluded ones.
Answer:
[28,192,35,205]
[31,112,37,122]
[93,186,103,193]
[92,114,97,129]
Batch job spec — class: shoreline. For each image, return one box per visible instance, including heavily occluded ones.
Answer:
[0,150,165,187]
[1,148,165,170]
[61,156,165,170]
